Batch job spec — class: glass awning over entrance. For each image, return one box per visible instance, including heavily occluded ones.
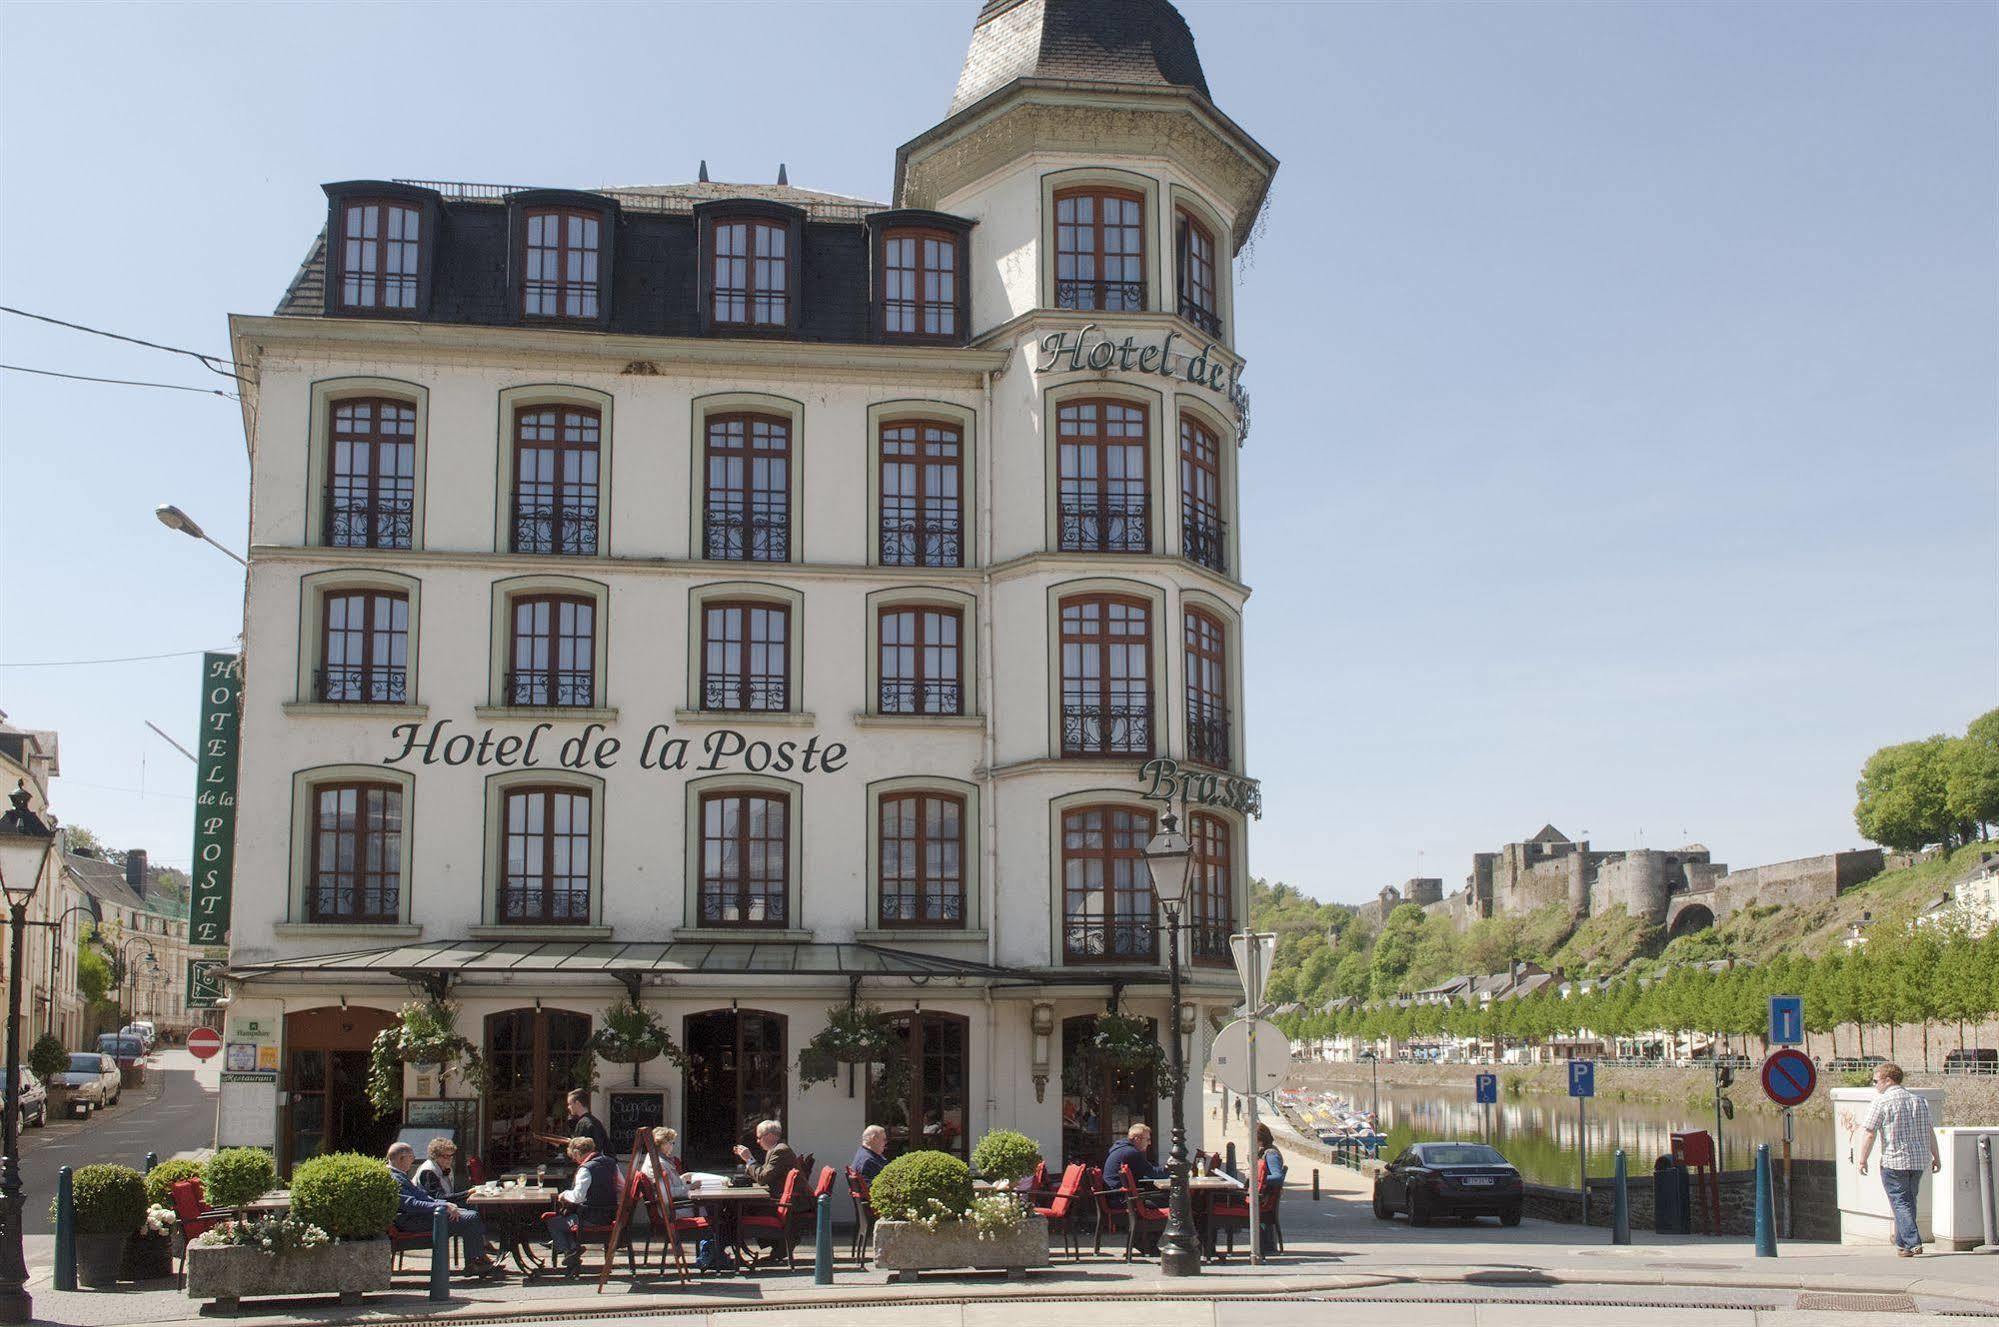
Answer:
[229,938,1024,983]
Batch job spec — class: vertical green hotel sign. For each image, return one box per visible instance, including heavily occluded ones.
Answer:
[189,652,242,949]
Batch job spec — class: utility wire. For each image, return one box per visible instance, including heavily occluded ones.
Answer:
[1,363,237,400]
[0,305,249,384]
[0,648,221,668]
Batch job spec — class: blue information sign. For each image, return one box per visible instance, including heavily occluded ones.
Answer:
[1475,1072,1497,1104]
[1768,995,1804,1047]
[1568,1060,1596,1098]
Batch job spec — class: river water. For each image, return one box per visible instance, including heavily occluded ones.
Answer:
[1311,1079,1829,1187]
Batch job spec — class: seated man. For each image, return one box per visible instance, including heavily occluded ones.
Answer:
[1101,1123,1168,1253]
[733,1119,799,1199]
[545,1136,621,1275]
[851,1125,890,1184]
[387,1142,497,1278]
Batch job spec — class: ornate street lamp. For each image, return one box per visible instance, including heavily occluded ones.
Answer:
[0,781,57,1323]
[1142,810,1200,1278]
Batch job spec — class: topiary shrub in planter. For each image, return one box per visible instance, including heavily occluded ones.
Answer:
[144,1158,204,1209]
[869,1146,1049,1281]
[185,1214,390,1310]
[970,1130,1041,1187]
[289,1153,399,1238]
[66,1164,146,1287]
[203,1148,278,1210]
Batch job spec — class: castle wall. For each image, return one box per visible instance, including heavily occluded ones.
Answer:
[1595,850,1672,925]
[1712,849,1885,917]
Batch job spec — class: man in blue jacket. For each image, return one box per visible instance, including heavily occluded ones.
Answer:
[1102,1123,1168,1254]
[387,1142,499,1278]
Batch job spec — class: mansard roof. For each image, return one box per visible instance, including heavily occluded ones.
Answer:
[950,0,1210,114]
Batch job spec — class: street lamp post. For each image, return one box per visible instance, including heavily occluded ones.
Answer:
[0,781,58,1324]
[1142,811,1200,1278]
[40,904,95,1041]
[1360,1049,1380,1121]
[111,938,159,1028]
[153,504,247,567]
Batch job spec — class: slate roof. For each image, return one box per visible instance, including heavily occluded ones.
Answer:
[950,0,1210,114]
[1529,824,1571,844]
[63,850,145,913]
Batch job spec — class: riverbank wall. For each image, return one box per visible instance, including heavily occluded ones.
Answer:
[1519,1159,1838,1240]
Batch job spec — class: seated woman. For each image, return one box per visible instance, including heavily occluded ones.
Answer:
[1256,1123,1287,1186]
[641,1126,691,1204]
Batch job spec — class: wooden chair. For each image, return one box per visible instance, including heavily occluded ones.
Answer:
[737,1167,803,1270]
[638,1174,709,1284]
[844,1168,875,1263]
[1116,1161,1170,1262]
[1030,1163,1087,1260]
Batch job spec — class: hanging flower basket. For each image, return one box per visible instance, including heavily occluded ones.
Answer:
[588,999,688,1085]
[366,1000,486,1115]
[1062,1010,1181,1097]
[799,1003,897,1088]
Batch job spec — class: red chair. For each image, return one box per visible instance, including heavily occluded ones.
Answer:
[466,1157,486,1186]
[1211,1158,1284,1256]
[737,1167,803,1270]
[1030,1159,1050,1195]
[1115,1161,1170,1262]
[637,1174,709,1284]
[1030,1163,1087,1260]
[844,1168,876,1263]
[537,1204,640,1279]
[169,1179,222,1286]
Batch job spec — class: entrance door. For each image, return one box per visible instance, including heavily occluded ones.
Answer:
[682,1010,786,1168]
[281,1006,399,1175]
[484,1008,593,1173]
[1060,1014,1158,1168]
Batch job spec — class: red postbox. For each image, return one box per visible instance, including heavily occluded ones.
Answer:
[1670,1130,1721,1231]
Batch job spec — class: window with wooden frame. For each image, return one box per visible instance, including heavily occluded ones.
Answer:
[701,601,789,712]
[510,405,600,556]
[1054,187,1145,312]
[878,605,962,716]
[1175,209,1220,335]
[703,413,790,562]
[1059,594,1152,757]
[881,228,958,338]
[710,218,789,327]
[1184,608,1229,768]
[317,589,408,704]
[877,791,965,928]
[1178,414,1226,574]
[325,398,417,549]
[1188,813,1233,965]
[307,783,403,923]
[507,595,595,708]
[867,1011,969,1158]
[338,200,421,311]
[879,420,963,567]
[698,791,789,927]
[521,209,601,319]
[1057,400,1149,553]
[498,786,592,924]
[1061,804,1157,963]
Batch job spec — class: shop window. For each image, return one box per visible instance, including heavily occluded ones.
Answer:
[867,1011,969,1158]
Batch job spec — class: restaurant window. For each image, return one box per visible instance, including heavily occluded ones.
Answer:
[507,594,595,708]
[879,420,963,567]
[867,1011,969,1159]
[1061,1014,1158,1168]
[1057,400,1148,553]
[710,218,789,327]
[703,413,790,561]
[521,209,601,319]
[881,228,957,338]
[510,405,600,556]
[307,783,402,923]
[339,200,421,311]
[701,602,788,712]
[1178,414,1226,574]
[1061,804,1157,963]
[878,605,961,716]
[1059,594,1151,757]
[325,399,416,550]
[877,791,964,927]
[698,791,789,927]
[317,589,408,704]
[1184,608,1229,768]
[499,786,592,924]
[1175,209,1220,335]
[1055,188,1145,312]
[1188,813,1233,965]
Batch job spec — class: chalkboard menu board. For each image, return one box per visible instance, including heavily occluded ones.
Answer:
[608,1091,665,1155]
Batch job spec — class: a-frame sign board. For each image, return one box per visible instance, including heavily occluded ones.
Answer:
[594,1130,671,1292]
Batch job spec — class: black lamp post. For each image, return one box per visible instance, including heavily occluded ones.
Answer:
[113,937,160,1026]
[1142,810,1200,1278]
[0,781,57,1324]
[1360,1048,1380,1121]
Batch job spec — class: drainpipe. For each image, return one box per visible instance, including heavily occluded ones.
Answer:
[979,364,1000,1131]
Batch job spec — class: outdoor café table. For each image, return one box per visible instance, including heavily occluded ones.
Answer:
[1141,1174,1244,1260]
[680,1180,786,1271]
[463,1184,560,1275]
[241,1190,290,1217]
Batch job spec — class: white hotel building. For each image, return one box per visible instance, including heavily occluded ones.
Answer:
[220,0,1276,1176]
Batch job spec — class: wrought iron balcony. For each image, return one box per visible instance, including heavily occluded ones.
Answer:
[703,504,789,562]
[323,498,414,550]
[1063,919,1159,964]
[1061,702,1153,758]
[1181,511,1228,575]
[505,668,594,709]
[510,503,599,556]
[698,891,788,927]
[314,665,407,705]
[1058,498,1149,554]
[1188,921,1233,965]
[1177,297,1222,337]
[1187,709,1232,768]
[702,674,788,713]
[1056,279,1146,313]
[878,516,963,568]
[878,677,962,717]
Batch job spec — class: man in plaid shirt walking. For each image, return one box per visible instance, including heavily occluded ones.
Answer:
[1855,1062,1940,1256]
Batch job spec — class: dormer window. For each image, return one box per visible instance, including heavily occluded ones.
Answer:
[1175,209,1220,335]
[713,219,787,327]
[1055,187,1145,313]
[339,201,421,311]
[522,209,601,319]
[883,229,956,337]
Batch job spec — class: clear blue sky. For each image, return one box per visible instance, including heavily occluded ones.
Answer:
[2,2,1992,900]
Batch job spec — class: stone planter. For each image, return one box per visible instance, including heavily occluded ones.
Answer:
[871,1216,1050,1281]
[184,1238,391,1310]
[75,1233,128,1288]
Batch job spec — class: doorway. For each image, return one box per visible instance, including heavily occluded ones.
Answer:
[484,1007,593,1173]
[1060,1013,1158,1168]
[282,1006,399,1176]
[682,1009,787,1168]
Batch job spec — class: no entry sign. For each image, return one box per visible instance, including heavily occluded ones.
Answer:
[187,1027,223,1061]
[1761,1048,1816,1108]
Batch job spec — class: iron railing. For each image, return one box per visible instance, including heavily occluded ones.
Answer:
[878,677,962,717]
[1061,702,1152,757]
[1063,919,1158,964]
[1178,297,1222,337]
[505,669,594,708]
[878,516,963,568]
[393,178,881,224]
[1058,498,1149,554]
[1056,279,1146,313]
[702,675,788,713]
[511,503,599,556]
[703,505,789,562]
[324,498,414,550]
[1187,710,1232,768]
[1181,512,1228,575]
[315,665,406,705]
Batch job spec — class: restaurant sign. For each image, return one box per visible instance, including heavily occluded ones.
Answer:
[188,652,241,949]
[1138,757,1262,820]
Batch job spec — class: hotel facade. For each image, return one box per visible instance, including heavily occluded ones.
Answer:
[219,0,1276,1176]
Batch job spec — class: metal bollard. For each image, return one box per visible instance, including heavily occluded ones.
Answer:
[1611,1149,1630,1245]
[1312,1168,1320,1201]
[54,1165,75,1291]
[814,1193,833,1285]
[1225,1141,1237,1175]
[429,1203,450,1300]
[1975,1135,1999,1255]
[1753,1143,1776,1258]
[144,1151,158,1173]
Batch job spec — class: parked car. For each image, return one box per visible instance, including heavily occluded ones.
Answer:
[119,1022,157,1051]
[1942,1049,1998,1075]
[95,1034,145,1070]
[1373,1141,1524,1227]
[49,1053,121,1116]
[12,1070,46,1128]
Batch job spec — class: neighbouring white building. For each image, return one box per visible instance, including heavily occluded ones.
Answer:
[219,0,1274,1177]
[0,716,88,1047]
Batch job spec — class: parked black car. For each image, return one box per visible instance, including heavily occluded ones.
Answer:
[1373,1142,1524,1227]
[1942,1048,1998,1075]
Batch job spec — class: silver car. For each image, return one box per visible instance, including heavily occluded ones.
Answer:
[12,1070,46,1128]
[50,1052,121,1116]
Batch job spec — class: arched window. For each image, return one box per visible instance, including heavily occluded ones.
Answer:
[867,1011,970,1159]
[701,601,789,712]
[1178,414,1225,574]
[521,209,601,319]
[1061,804,1156,963]
[508,595,596,708]
[338,201,421,311]
[878,791,964,926]
[711,218,789,327]
[1175,209,1219,335]
[511,405,600,555]
[878,605,961,716]
[881,228,958,338]
[1184,608,1229,768]
[1057,400,1148,553]
[499,786,592,924]
[1060,595,1152,757]
[317,589,408,703]
[698,791,789,927]
[703,413,790,562]
[879,419,963,567]
[1055,188,1145,312]
[1188,813,1233,966]
[325,399,416,549]
[1061,1013,1157,1167]
[307,782,403,923]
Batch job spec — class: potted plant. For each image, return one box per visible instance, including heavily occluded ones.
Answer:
[185,1152,398,1309]
[203,1148,277,1210]
[970,1130,1041,1193]
[123,1203,177,1282]
[868,1145,1050,1280]
[588,998,688,1086]
[366,999,486,1115]
[799,1002,897,1092]
[64,1164,146,1287]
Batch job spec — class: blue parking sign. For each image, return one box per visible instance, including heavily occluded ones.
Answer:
[1475,1072,1497,1104]
[1568,1060,1595,1098]
[1769,995,1804,1046]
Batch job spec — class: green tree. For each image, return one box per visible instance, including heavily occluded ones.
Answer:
[1855,737,1957,852]
[1943,708,1999,840]
[75,943,112,1004]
